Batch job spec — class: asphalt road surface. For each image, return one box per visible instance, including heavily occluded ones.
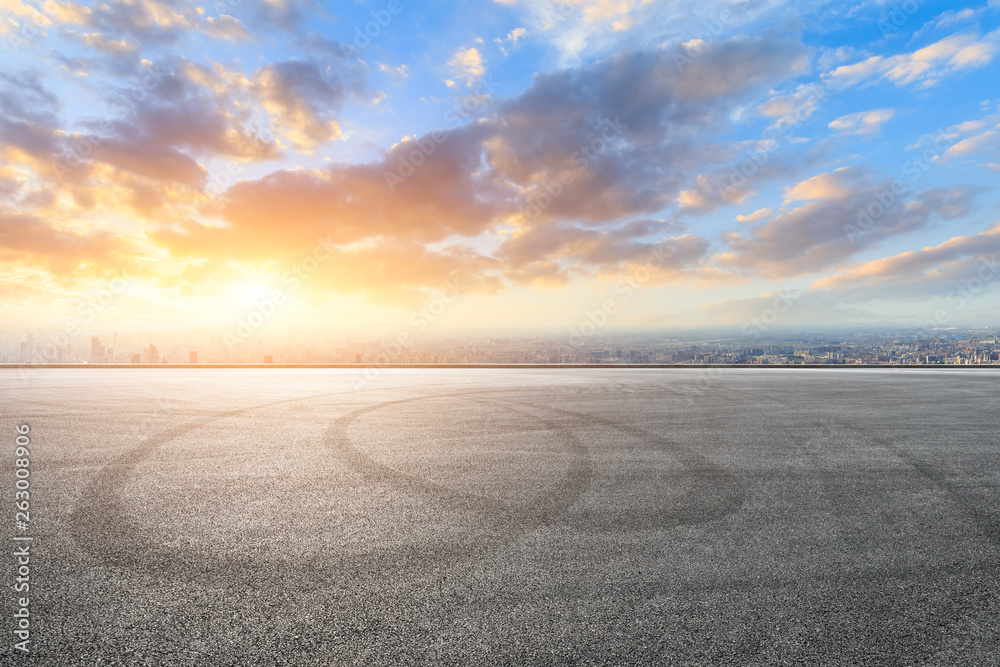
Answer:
[2,368,999,665]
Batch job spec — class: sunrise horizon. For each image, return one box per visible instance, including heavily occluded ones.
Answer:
[2,0,999,339]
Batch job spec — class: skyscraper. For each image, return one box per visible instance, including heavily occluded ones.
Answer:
[91,336,104,364]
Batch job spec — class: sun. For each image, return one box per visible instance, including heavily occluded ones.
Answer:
[237,282,273,303]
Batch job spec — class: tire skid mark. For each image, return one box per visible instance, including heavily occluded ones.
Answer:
[505,398,747,528]
[321,391,594,531]
[70,395,335,570]
[852,381,1000,544]
[763,380,1000,548]
[859,426,1000,546]
[722,389,999,665]
[69,383,462,571]
[68,384,558,577]
[71,377,742,583]
[329,388,745,531]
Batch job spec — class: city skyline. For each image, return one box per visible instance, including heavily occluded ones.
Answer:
[2,1,999,336]
[7,326,1000,367]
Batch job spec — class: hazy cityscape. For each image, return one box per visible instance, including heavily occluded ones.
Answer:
[4,328,1000,366]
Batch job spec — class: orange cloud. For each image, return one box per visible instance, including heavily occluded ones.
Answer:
[0,208,128,277]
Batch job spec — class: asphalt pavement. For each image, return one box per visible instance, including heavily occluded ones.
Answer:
[1,368,998,665]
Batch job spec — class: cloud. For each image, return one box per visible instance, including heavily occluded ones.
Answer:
[924,7,984,31]
[492,0,791,64]
[167,238,504,307]
[496,27,529,56]
[49,63,283,199]
[736,208,772,223]
[828,108,894,136]
[495,0,646,61]
[203,15,251,42]
[156,122,507,263]
[68,31,139,55]
[825,29,1000,89]
[810,223,1000,300]
[447,47,486,87]
[488,36,809,223]
[54,0,197,45]
[252,60,362,151]
[758,83,826,130]
[296,32,363,60]
[784,169,854,200]
[504,260,572,288]
[499,225,714,288]
[939,130,1000,161]
[0,60,289,226]
[378,62,409,84]
[674,144,822,215]
[0,30,820,308]
[0,207,126,276]
[0,0,53,31]
[0,71,59,126]
[106,67,281,160]
[498,218,688,268]
[141,36,810,301]
[677,179,719,211]
[705,223,1000,327]
[90,137,206,186]
[507,27,528,45]
[717,167,983,278]
[144,36,810,305]
[247,0,312,32]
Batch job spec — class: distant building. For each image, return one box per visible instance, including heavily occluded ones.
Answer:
[131,354,140,364]
[91,336,105,364]
[264,355,273,364]
[189,350,198,364]
[147,344,159,364]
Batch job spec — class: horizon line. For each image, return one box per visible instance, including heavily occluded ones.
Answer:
[2,363,998,370]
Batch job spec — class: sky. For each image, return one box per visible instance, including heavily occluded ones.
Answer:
[1,0,1000,341]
